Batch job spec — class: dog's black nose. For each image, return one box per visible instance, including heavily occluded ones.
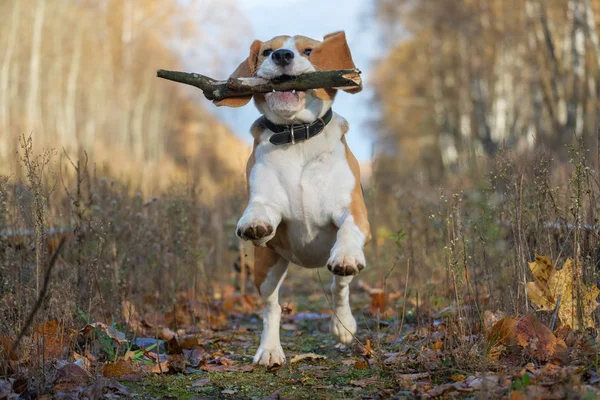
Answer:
[271,49,294,67]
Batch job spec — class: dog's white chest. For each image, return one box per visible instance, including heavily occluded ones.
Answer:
[251,117,355,266]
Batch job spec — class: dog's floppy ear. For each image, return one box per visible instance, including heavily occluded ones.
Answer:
[214,40,263,107]
[309,31,361,94]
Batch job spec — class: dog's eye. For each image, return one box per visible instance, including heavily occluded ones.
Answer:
[262,49,273,57]
[303,48,312,56]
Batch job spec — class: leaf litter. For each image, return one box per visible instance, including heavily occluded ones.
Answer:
[2,256,599,399]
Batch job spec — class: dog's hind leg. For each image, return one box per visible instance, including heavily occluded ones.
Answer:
[253,246,289,366]
[330,275,357,344]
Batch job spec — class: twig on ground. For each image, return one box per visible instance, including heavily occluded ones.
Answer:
[398,259,411,339]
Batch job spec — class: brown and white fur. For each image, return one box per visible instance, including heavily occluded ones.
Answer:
[216,32,370,367]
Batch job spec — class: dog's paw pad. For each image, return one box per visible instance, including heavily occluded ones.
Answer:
[237,221,274,242]
[327,263,364,276]
[253,346,286,367]
[327,253,365,276]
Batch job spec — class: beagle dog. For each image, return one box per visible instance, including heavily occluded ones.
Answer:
[216,31,370,366]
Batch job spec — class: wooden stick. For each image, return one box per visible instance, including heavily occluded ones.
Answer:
[156,69,362,101]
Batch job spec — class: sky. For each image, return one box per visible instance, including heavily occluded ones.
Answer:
[199,0,382,162]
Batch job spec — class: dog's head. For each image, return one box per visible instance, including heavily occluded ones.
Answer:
[216,31,360,124]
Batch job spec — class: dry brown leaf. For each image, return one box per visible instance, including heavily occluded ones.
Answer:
[289,353,327,363]
[101,360,142,378]
[350,377,379,388]
[487,317,518,346]
[370,290,388,315]
[527,255,600,329]
[353,359,370,370]
[451,374,467,382]
[34,320,69,360]
[361,339,375,358]
[0,335,18,361]
[201,363,254,373]
[515,314,567,362]
[53,363,90,392]
[179,335,202,349]
[80,322,127,344]
[191,378,211,387]
[483,310,506,331]
[167,354,188,373]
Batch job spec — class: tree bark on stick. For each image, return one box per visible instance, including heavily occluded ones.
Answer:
[156,69,362,101]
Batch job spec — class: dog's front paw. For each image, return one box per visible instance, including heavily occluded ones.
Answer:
[331,310,357,344]
[253,344,286,367]
[327,248,365,276]
[236,218,275,246]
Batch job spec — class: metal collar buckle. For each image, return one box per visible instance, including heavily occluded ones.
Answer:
[289,124,311,144]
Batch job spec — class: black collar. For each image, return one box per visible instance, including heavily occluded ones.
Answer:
[262,108,333,146]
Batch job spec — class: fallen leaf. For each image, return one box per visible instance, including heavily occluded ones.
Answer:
[167,337,183,355]
[281,323,297,331]
[80,322,127,344]
[72,352,92,372]
[451,374,466,382]
[0,336,17,361]
[350,377,379,388]
[179,335,202,349]
[289,353,327,364]
[12,377,28,395]
[191,378,210,387]
[527,255,600,329]
[515,314,568,362]
[463,375,500,391]
[165,303,193,328]
[53,363,90,392]
[487,317,518,346]
[361,339,375,358]
[160,328,176,341]
[101,360,142,378]
[483,310,506,331]
[292,312,330,321]
[354,359,370,370]
[201,363,255,373]
[34,320,69,360]
[167,354,188,373]
[370,290,388,315]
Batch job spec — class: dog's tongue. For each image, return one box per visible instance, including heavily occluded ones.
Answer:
[271,91,298,102]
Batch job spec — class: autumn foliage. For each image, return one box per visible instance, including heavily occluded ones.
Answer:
[0,0,600,398]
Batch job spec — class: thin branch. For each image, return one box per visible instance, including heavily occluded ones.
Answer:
[11,236,67,352]
[156,69,362,101]
[550,294,562,331]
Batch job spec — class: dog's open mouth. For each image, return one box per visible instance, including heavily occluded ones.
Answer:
[265,90,305,103]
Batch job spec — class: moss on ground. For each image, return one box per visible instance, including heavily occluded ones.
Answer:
[124,360,400,400]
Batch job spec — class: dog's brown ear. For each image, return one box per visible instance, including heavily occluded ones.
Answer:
[309,31,361,94]
[214,40,263,107]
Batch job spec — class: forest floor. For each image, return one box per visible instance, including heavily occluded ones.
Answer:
[2,266,599,399]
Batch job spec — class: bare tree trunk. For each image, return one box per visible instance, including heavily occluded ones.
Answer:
[569,0,586,137]
[537,0,569,129]
[133,75,152,160]
[0,1,20,157]
[65,23,83,150]
[121,0,134,154]
[584,0,600,68]
[26,0,46,137]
